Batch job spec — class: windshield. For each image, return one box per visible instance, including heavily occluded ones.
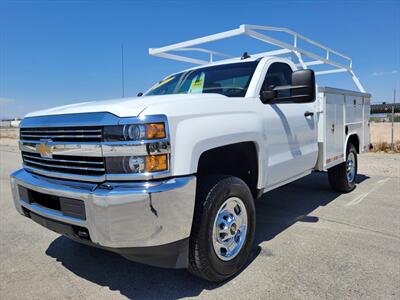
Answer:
[145,61,259,97]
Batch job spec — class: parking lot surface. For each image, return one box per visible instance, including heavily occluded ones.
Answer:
[1,141,399,299]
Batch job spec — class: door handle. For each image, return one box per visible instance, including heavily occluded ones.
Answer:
[304,111,314,117]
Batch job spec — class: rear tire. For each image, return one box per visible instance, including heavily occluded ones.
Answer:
[328,143,357,192]
[188,175,255,282]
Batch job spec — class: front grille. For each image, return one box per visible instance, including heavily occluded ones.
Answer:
[22,152,105,176]
[20,126,102,142]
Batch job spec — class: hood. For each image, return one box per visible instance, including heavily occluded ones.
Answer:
[25,94,227,118]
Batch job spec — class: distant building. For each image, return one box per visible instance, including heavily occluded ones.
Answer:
[0,118,21,128]
[11,119,21,127]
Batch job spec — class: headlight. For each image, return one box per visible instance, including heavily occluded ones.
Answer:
[124,124,146,140]
[104,123,166,141]
[106,154,169,174]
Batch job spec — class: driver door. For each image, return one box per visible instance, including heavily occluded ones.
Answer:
[259,62,318,188]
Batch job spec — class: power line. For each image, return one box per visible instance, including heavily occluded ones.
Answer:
[121,44,125,98]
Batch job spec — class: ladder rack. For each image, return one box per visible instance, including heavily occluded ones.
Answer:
[149,24,365,93]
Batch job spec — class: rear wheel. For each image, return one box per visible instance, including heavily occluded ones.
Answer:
[188,175,255,282]
[328,143,357,192]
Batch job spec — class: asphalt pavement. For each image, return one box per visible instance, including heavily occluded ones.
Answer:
[1,144,399,300]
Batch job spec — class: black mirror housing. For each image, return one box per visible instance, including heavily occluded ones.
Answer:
[260,90,277,103]
[291,69,315,103]
[259,69,316,104]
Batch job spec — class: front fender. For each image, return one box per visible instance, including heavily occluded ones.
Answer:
[169,112,265,188]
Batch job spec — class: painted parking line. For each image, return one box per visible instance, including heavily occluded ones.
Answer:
[346,178,390,207]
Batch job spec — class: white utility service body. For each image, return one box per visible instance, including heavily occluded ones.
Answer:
[10,25,370,282]
[316,87,370,171]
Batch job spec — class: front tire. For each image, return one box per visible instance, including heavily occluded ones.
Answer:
[328,143,358,192]
[188,175,255,282]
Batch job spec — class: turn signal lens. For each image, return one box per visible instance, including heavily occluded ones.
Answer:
[145,123,166,139]
[145,154,168,172]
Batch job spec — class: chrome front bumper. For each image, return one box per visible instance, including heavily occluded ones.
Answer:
[10,169,196,249]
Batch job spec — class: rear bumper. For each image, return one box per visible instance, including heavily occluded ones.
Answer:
[10,169,196,257]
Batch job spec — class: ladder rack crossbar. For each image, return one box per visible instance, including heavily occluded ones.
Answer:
[149,24,365,92]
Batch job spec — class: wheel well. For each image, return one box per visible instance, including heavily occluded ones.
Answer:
[197,142,259,198]
[347,134,360,153]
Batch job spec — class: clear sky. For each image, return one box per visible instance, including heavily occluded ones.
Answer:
[1,0,399,119]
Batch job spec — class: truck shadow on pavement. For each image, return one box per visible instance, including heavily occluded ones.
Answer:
[45,172,368,300]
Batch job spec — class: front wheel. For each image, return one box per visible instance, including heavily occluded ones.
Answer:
[328,143,358,192]
[188,175,255,282]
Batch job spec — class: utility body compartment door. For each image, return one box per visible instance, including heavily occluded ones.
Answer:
[316,87,371,171]
[325,94,345,165]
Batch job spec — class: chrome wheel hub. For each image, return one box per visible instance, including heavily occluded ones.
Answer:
[346,152,356,183]
[212,197,248,261]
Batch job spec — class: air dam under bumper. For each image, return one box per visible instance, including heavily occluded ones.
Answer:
[10,169,196,268]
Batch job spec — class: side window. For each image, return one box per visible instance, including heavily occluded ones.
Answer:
[261,62,292,98]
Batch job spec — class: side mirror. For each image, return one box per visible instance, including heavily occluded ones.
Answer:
[137,92,143,97]
[291,69,315,103]
[259,69,316,104]
[260,90,277,103]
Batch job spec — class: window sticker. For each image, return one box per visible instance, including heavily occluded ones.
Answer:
[150,76,175,90]
[188,72,205,94]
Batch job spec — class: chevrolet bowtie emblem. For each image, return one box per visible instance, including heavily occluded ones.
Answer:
[36,141,53,158]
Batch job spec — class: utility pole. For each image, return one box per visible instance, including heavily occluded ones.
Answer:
[121,44,125,98]
[392,88,396,151]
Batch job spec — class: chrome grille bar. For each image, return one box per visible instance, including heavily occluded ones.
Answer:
[20,126,102,142]
[23,159,105,172]
[21,129,102,133]
[22,153,104,165]
[21,134,102,139]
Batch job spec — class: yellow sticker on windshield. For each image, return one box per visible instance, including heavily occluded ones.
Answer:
[188,72,205,94]
[150,76,175,90]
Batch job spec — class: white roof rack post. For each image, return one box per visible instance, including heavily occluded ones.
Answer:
[349,70,366,93]
[149,24,366,92]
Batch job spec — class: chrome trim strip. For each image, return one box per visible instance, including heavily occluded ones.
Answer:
[20,140,170,157]
[102,141,170,157]
[22,153,104,165]
[101,144,148,157]
[20,141,102,157]
[102,138,169,145]
[24,159,105,172]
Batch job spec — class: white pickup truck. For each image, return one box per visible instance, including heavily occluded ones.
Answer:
[10,25,370,282]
